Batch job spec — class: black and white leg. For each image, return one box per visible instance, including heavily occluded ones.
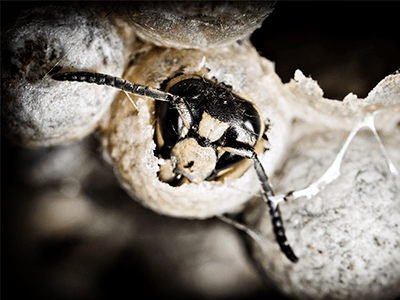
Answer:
[221,141,299,263]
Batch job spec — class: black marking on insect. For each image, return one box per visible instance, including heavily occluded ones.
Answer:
[52,71,299,263]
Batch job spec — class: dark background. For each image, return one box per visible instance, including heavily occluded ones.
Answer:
[2,1,400,300]
[251,1,399,100]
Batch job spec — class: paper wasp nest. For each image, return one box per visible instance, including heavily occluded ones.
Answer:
[2,3,400,299]
[1,4,135,147]
[117,1,273,49]
[242,71,400,300]
[97,40,291,218]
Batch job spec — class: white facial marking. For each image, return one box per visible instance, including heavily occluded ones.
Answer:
[171,137,217,183]
[198,111,230,142]
[235,125,256,145]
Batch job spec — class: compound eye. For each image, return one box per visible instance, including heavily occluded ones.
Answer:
[214,104,264,176]
[156,76,205,160]
[156,100,184,159]
[242,103,263,141]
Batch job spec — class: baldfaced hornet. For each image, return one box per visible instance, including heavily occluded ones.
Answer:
[52,71,298,263]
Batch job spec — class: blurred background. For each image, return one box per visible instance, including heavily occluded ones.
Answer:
[2,1,399,300]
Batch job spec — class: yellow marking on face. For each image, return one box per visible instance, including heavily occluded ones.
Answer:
[158,159,176,183]
[198,111,230,142]
[171,137,217,183]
